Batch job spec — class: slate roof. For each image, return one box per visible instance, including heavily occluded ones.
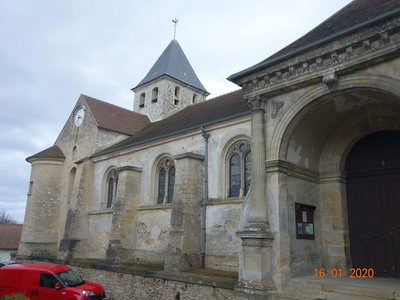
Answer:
[26,145,65,162]
[93,90,248,157]
[0,224,22,250]
[228,0,400,81]
[83,95,151,135]
[134,40,208,93]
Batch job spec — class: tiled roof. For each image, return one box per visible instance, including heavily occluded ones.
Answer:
[134,40,208,94]
[0,224,22,250]
[83,95,151,135]
[26,145,65,162]
[229,0,400,81]
[93,90,248,156]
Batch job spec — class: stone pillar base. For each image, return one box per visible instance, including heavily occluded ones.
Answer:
[106,239,122,263]
[235,283,276,300]
[164,252,200,272]
[58,238,79,261]
[236,224,276,299]
[164,153,204,272]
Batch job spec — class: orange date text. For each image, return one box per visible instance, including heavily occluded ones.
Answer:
[313,268,374,279]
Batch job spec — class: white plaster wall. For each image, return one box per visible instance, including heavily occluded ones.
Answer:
[92,117,251,209]
[205,202,242,271]
[90,117,250,265]
[135,209,171,252]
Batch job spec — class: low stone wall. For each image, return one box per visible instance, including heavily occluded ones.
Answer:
[20,257,237,300]
[75,266,236,300]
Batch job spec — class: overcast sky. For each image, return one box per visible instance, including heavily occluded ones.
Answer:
[0,0,352,223]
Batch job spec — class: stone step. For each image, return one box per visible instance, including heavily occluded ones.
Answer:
[278,276,400,300]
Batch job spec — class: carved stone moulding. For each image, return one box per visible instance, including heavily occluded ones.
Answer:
[246,95,265,111]
[241,18,400,94]
[323,72,339,90]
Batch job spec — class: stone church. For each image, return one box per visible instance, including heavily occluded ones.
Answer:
[19,0,400,299]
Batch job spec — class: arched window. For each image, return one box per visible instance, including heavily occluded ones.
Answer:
[167,166,175,203]
[227,140,251,198]
[174,86,180,105]
[105,169,118,208]
[157,158,175,204]
[152,87,159,103]
[139,93,145,108]
[229,154,241,197]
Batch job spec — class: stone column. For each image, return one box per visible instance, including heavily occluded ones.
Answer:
[319,172,349,273]
[106,166,142,262]
[236,95,276,299]
[248,96,269,226]
[164,153,204,272]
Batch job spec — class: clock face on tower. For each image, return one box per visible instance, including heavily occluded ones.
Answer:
[74,106,85,127]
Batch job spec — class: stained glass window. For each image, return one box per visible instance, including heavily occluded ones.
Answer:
[105,169,117,209]
[244,151,252,195]
[229,154,241,197]
[167,166,175,203]
[227,140,251,198]
[158,168,166,204]
[157,158,175,204]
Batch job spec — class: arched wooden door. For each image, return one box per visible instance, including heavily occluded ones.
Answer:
[346,131,400,278]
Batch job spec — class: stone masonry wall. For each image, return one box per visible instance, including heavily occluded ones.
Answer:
[72,265,237,300]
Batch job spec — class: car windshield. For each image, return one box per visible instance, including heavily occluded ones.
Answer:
[57,269,85,287]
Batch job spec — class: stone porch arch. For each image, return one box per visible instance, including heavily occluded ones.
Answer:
[318,105,400,272]
[271,74,400,162]
[272,73,400,274]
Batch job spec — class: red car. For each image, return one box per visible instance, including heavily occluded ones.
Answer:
[0,263,107,300]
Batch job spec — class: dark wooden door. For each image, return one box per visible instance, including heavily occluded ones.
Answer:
[346,131,400,278]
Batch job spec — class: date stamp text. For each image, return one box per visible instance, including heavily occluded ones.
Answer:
[313,268,374,279]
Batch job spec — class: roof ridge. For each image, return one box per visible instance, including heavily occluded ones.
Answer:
[91,89,249,158]
[209,89,243,100]
[154,89,243,117]
[82,94,147,118]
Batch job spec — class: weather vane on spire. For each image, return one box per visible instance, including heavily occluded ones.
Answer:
[172,18,178,40]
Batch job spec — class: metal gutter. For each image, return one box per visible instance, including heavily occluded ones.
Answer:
[200,126,209,269]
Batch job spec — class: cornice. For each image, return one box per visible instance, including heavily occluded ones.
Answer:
[174,152,205,161]
[240,16,400,97]
[265,159,319,183]
[117,165,143,173]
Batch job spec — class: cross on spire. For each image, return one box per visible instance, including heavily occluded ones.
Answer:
[172,18,178,40]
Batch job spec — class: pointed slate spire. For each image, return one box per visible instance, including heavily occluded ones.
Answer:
[135,40,208,94]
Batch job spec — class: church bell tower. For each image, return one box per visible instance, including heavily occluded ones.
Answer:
[132,40,209,122]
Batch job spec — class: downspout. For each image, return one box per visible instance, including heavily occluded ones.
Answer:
[200,126,209,269]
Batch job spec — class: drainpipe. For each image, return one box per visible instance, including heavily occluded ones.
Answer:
[200,126,209,269]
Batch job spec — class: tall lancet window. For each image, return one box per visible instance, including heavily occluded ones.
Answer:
[229,154,241,197]
[105,169,118,208]
[152,87,159,103]
[228,140,251,198]
[139,93,145,108]
[157,157,175,204]
[174,86,180,105]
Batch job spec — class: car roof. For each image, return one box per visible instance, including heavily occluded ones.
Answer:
[0,260,16,266]
[1,264,70,273]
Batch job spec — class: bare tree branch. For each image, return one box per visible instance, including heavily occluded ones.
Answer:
[0,210,18,224]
